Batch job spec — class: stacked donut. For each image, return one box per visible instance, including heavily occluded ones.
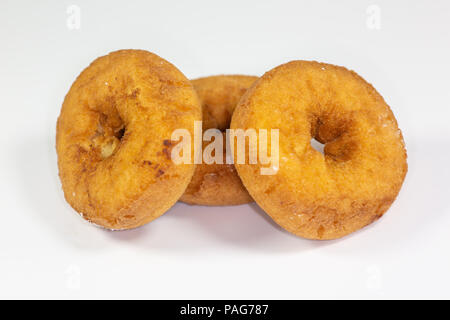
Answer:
[56,50,407,240]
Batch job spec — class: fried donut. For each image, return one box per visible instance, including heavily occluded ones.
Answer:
[180,75,257,206]
[231,61,407,240]
[56,50,201,229]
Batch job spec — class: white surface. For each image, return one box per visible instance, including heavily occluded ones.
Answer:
[1,0,449,299]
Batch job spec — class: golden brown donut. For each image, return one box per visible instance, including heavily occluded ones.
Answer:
[231,61,407,240]
[180,75,257,206]
[56,50,201,230]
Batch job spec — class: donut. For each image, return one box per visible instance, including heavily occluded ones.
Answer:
[56,50,201,230]
[180,75,257,206]
[231,61,407,240]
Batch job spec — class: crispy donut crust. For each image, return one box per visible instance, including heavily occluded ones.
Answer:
[56,50,201,229]
[180,75,257,206]
[231,61,407,240]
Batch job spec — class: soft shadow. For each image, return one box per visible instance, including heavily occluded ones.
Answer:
[148,202,329,254]
[20,133,447,257]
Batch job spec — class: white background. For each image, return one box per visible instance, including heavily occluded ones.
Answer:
[1,0,449,299]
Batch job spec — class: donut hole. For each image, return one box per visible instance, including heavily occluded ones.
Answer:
[310,115,356,160]
[115,127,125,140]
[102,126,125,159]
[310,137,325,154]
[92,112,126,159]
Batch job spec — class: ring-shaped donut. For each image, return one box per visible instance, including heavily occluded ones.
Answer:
[56,50,201,229]
[180,75,256,206]
[231,61,407,239]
